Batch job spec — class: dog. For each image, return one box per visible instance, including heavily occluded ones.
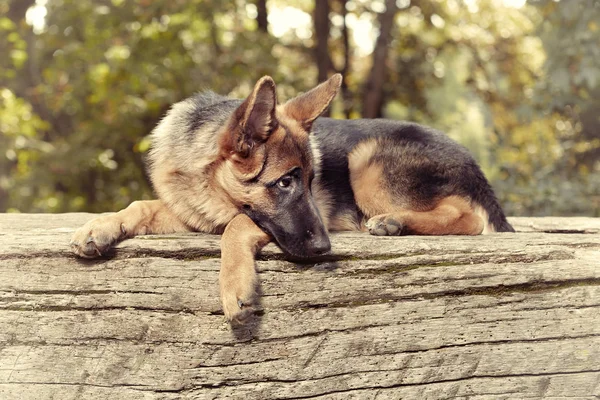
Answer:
[71,74,514,322]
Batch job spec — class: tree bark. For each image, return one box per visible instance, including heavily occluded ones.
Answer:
[339,0,353,118]
[5,0,38,91]
[7,0,35,22]
[313,0,333,117]
[362,0,398,118]
[209,18,222,56]
[1,214,600,398]
[255,0,268,33]
[4,0,51,131]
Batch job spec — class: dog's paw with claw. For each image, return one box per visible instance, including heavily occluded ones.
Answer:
[366,214,406,236]
[220,271,257,324]
[70,216,126,258]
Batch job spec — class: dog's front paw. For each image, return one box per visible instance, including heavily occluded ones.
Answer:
[221,289,256,324]
[70,215,126,258]
[220,267,258,324]
[366,214,406,236]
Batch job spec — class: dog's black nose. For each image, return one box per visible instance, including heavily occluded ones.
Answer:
[308,235,331,255]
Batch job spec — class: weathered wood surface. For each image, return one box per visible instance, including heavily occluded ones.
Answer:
[0,213,599,400]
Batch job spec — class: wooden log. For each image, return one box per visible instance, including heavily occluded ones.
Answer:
[0,213,599,399]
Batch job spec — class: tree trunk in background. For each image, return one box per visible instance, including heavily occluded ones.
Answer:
[576,91,600,167]
[6,0,46,120]
[7,0,35,22]
[362,0,398,118]
[314,0,334,116]
[339,0,353,119]
[209,18,222,55]
[255,0,268,33]
[6,0,37,92]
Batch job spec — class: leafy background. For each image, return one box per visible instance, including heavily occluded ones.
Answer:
[1,0,599,216]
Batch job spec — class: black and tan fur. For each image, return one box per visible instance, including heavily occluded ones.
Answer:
[71,74,514,322]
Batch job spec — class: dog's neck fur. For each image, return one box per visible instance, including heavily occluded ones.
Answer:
[146,93,244,233]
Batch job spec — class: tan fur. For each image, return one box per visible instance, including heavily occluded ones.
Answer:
[219,213,270,323]
[311,182,333,229]
[151,161,238,234]
[242,76,276,136]
[473,202,496,234]
[70,200,190,258]
[307,134,333,229]
[281,74,342,129]
[348,139,397,217]
[329,212,362,231]
[365,196,484,236]
[276,109,310,143]
[348,138,379,170]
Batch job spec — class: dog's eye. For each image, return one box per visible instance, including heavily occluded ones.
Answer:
[278,176,292,188]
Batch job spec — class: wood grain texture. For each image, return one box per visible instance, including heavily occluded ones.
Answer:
[0,214,599,399]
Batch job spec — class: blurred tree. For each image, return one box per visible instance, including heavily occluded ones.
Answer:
[313,0,334,118]
[312,0,354,117]
[362,0,397,118]
[255,0,269,32]
[334,0,353,118]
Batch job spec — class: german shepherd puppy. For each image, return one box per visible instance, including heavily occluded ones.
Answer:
[71,74,513,322]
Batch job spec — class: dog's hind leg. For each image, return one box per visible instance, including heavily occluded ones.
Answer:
[70,200,190,258]
[362,196,484,236]
[348,140,484,236]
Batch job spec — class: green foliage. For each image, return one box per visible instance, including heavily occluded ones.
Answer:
[0,0,599,216]
[0,89,50,211]
[532,0,600,107]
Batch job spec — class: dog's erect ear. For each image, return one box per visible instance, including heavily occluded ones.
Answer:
[283,74,342,131]
[230,76,278,158]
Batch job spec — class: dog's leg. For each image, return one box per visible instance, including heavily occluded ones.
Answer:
[220,213,271,323]
[350,160,483,235]
[70,200,190,258]
[364,196,484,236]
[348,140,484,236]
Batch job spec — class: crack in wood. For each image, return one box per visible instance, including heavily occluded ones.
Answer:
[175,369,600,397]
[5,329,599,354]
[4,289,163,296]
[190,356,285,370]
[0,381,157,390]
[235,370,600,399]
[284,278,600,311]
[1,305,200,314]
[302,336,326,370]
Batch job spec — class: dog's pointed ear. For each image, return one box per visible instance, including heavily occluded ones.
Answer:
[283,74,341,131]
[230,76,278,158]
